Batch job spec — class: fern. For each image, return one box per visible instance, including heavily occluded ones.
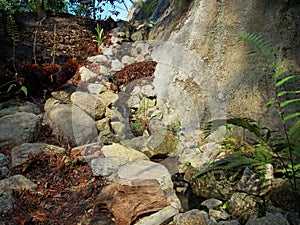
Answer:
[204,117,271,143]
[240,34,299,192]
[141,0,157,23]
[7,15,19,76]
[237,33,300,123]
[192,155,267,181]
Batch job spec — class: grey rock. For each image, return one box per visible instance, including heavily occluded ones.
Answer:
[141,84,156,98]
[121,136,151,151]
[98,92,119,108]
[0,153,10,178]
[1,166,10,178]
[96,118,111,133]
[110,59,123,72]
[218,220,240,225]
[0,112,40,149]
[0,153,9,167]
[71,91,106,120]
[179,142,220,170]
[148,0,296,134]
[128,94,141,108]
[105,107,125,122]
[0,101,40,118]
[201,198,223,209]
[110,121,126,139]
[186,170,234,200]
[44,97,61,111]
[245,213,290,225]
[135,206,179,225]
[96,118,118,144]
[0,174,37,195]
[121,55,136,65]
[102,143,149,164]
[51,85,76,103]
[159,156,181,175]
[131,29,147,41]
[131,47,139,57]
[11,143,65,168]
[87,83,105,94]
[130,84,156,100]
[237,167,279,196]
[209,209,230,221]
[99,65,110,76]
[136,54,145,62]
[91,157,122,178]
[0,193,15,213]
[228,192,264,223]
[80,67,98,82]
[101,47,113,56]
[173,209,218,225]
[44,104,97,146]
[72,142,103,156]
[134,42,150,56]
[117,159,181,209]
[87,55,108,63]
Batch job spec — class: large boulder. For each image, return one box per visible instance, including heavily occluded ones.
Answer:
[71,91,106,120]
[117,159,181,210]
[0,101,40,118]
[44,104,98,146]
[0,112,41,149]
[147,0,300,134]
[173,209,218,225]
[11,143,65,169]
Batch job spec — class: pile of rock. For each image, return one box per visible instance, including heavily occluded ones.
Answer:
[1,28,299,225]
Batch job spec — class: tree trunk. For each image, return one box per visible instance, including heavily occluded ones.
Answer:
[34,0,46,19]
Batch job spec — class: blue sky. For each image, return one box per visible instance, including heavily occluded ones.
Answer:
[101,0,135,21]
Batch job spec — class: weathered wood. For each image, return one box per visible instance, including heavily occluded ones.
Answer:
[95,180,168,225]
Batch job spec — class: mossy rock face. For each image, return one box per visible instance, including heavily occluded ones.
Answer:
[144,131,179,158]
[187,169,235,200]
[227,192,265,224]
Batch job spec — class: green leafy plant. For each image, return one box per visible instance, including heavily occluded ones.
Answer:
[0,79,28,97]
[7,14,19,76]
[4,15,28,97]
[141,0,157,24]
[238,33,299,191]
[93,23,105,54]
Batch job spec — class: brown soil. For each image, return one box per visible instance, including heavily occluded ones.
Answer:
[2,152,112,225]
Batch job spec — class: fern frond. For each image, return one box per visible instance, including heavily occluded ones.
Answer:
[7,15,19,43]
[284,113,300,122]
[192,154,266,180]
[204,117,264,141]
[276,76,297,87]
[277,90,300,97]
[280,98,300,108]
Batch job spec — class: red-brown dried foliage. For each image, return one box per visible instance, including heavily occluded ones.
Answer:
[18,58,78,96]
[112,61,157,86]
[3,153,108,225]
